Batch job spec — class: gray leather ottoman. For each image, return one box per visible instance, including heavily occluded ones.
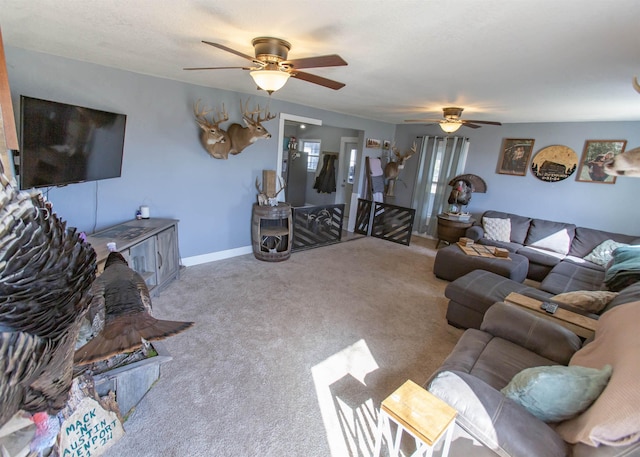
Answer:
[433,244,529,282]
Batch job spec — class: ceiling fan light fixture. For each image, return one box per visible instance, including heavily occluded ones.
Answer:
[250,69,291,94]
[439,121,462,133]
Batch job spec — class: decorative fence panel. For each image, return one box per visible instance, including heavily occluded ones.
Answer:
[355,199,415,246]
[355,199,373,235]
[292,204,344,252]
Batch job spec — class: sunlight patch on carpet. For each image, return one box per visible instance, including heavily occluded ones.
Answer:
[311,339,380,457]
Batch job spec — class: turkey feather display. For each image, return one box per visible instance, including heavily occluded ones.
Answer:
[0,172,96,428]
[74,252,194,365]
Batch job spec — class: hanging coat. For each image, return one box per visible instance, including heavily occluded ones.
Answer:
[313,154,337,194]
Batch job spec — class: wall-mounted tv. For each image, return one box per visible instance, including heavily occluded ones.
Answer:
[19,96,127,189]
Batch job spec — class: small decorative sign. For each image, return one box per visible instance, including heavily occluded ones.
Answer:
[59,397,124,457]
[531,145,578,182]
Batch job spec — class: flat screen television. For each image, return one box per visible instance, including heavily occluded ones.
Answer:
[19,96,127,189]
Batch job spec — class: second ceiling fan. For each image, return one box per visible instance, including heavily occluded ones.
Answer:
[184,37,348,94]
[405,107,502,133]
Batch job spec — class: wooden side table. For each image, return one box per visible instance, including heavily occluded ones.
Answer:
[373,380,457,457]
[504,292,598,338]
[436,214,475,248]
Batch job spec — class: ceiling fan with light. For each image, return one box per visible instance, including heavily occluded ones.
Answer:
[184,37,348,94]
[405,107,502,133]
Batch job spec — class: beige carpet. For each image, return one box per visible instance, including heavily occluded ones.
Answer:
[104,236,464,457]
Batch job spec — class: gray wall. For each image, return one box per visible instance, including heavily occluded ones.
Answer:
[394,122,640,235]
[6,46,395,259]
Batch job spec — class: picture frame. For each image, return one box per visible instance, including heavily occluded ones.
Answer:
[382,140,391,150]
[366,138,381,149]
[497,138,535,176]
[576,140,627,184]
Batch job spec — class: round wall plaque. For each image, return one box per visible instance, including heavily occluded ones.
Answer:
[531,145,578,182]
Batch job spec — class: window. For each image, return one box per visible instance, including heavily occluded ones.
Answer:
[303,140,321,171]
[347,147,357,184]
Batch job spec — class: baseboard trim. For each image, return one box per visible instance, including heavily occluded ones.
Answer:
[181,245,253,267]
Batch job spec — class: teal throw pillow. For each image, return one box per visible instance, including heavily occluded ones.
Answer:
[501,364,612,423]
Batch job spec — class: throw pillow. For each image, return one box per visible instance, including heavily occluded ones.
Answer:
[529,228,572,255]
[555,301,640,447]
[483,217,511,242]
[584,239,629,266]
[552,290,618,314]
[501,365,612,423]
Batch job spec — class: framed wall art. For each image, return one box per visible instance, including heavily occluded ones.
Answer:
[366,138,381,149]
[497,138,535,176]
[576,140,627,184]
[530,145,578,182]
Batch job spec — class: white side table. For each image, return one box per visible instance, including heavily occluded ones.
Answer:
[373,380,457,457]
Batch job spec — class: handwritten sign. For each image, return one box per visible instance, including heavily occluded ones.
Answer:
[59,397,124,457]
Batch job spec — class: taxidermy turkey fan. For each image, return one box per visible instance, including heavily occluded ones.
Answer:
[405,107,502,131]
[184,37,347,93]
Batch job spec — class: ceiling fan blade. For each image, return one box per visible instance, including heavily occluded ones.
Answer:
[461,122,482,129]
[404,119,444,123]
[202,40,258,62]
[291,71,345,90]
[282,54,348,70]
[183,66,253,71]
[463,119,503,126]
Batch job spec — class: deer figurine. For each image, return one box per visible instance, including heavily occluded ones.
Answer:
[194,100,230,159]
[228,100,277,155]
[384,142,417,196]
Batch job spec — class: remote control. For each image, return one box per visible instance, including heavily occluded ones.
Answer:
[541,302,558,314]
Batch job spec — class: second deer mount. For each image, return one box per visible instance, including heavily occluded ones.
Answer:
[194,99,277,160]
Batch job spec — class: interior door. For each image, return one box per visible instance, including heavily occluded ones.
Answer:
[337,137,359,215]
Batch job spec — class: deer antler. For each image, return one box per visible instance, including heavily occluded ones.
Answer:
[240,99,276,123]
[194,100,228,127]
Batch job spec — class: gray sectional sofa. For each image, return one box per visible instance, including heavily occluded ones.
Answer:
[465,210,639,284]
[426,299,640,457]
[441,210,640,329]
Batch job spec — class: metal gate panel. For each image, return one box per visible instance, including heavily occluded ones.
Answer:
[292,204,344,251]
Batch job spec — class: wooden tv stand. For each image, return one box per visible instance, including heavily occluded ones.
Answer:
[86,218,180,296]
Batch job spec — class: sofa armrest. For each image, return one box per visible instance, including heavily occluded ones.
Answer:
[480,302,582,365]
[427,370,568,457]
[466,225,484,241]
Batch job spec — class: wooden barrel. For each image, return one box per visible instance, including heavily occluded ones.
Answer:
[251,203,292,261]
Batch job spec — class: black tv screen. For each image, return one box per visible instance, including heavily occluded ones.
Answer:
[19,96,127,189]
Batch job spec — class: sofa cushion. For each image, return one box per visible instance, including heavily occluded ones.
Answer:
[428,370,569,457]
[445,270,554,328]
[501,364,612,423]
[552,290,618,314]
[482,211,531,245]
[540,262,606,295]
[516,246,565,267]
[438,328,560,391]
[569,227,638,258]
[525,219,576,255]
[584,239,629,266]
[481,302,582,365]
[483,217,511,242]
[555,301,640,447]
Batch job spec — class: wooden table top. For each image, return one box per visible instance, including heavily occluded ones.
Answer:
[381,380,457,446]
[504,292,598,338]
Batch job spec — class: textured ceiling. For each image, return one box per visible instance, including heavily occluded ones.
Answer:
[2,0,640,125]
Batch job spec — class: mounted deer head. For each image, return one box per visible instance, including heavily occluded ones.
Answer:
[194,100,231,159]
[384,142,417,181]
[228,100,277,155]
[634,76,640,94]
